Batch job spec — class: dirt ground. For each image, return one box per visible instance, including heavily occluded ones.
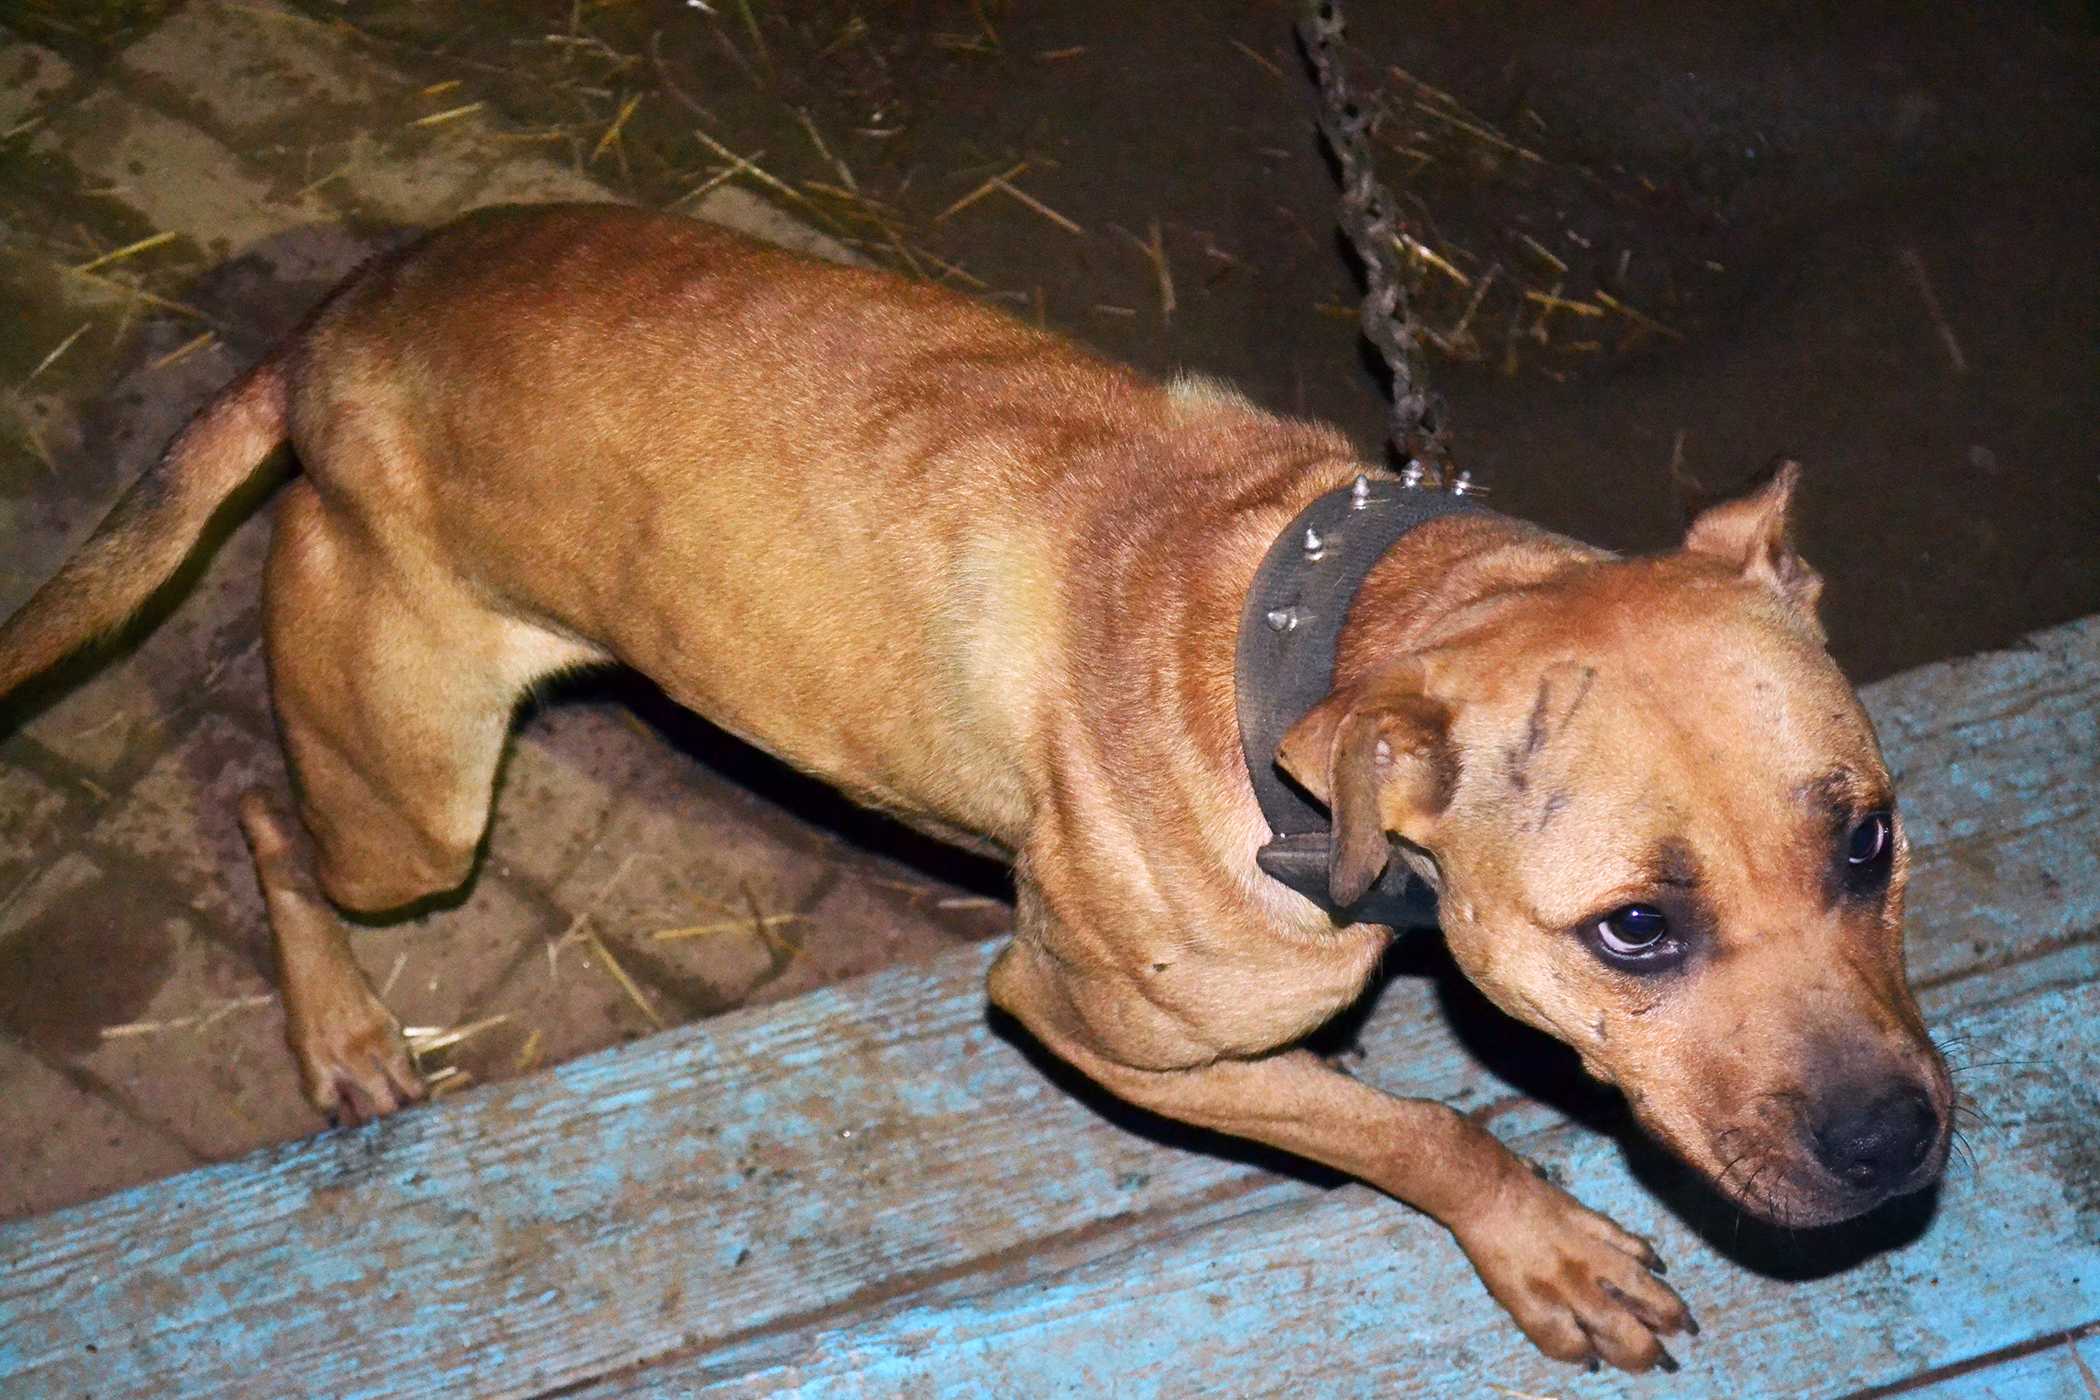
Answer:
[0,0,2095,1219]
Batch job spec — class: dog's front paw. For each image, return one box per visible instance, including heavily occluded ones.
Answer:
[1453,1172,1695,1374]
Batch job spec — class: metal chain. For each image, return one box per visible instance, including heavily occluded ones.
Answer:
[1298,0,1471,493]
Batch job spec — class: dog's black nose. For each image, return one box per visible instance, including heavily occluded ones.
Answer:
[1811,1084,1941,1194]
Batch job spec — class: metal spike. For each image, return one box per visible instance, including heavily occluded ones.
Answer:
[1399,460,1427,489]
[1350,474,1371,509]
[1266,608,1300,632]
[1450,470,1477,496]
[1303,527,1325,559]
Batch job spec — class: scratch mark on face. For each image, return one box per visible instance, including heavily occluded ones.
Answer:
[1504,681,1551,794]
[1560,664,1597,730]
[1504,665,1596,794]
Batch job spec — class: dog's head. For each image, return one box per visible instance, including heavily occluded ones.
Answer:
[1278,466,1951,1226]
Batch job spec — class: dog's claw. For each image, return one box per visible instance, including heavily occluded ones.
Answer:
[1458,1172,1695,1375]
[326,1048,426,1127]
[294,1002,422,1124]
[1656,1346,1681,1374]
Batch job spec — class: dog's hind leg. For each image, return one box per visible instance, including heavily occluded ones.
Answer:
[247,478,602,1118]
[239,791,422,1123]
[263,479,602,913]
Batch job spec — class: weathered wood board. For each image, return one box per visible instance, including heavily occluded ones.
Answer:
[1872,615,2100,986]
[615,946,2100,1399]
[0,614,2094,1400]
[1880,1328,2100,1400]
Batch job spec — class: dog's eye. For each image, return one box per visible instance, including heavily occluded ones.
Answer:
[1843,810,1895,892]
[1578,896,1702,973]
[1596,904,1670,955]
[1848,811,1890,865]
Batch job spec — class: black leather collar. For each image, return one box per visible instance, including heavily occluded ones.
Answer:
[1234,473,1492,927]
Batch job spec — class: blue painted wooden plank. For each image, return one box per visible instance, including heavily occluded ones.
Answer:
[0,927,1606,1397]
[0,941,1303,1400]
[0,618,2092,1399]
[1867,616,2100,985]
[1881,1333,2100,1400]
[592,956,2100,1400]
[4,933,2089,1400]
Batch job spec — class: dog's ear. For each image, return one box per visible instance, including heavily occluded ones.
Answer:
[1683,459,1823,618]
[1276,662,1456,907]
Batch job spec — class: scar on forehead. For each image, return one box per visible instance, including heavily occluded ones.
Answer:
[1505,665,1597,793]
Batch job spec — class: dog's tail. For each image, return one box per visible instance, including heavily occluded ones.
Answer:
[0,357,289,699]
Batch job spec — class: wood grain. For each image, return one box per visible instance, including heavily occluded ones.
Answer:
[613,948,2100,1399]
[1874,615,2100,985]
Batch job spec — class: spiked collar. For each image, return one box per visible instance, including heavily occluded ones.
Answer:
[1233,471,1492,927]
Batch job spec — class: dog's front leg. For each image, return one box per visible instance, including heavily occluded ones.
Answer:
[991,945,1693,1374]
[237,793,424,1125]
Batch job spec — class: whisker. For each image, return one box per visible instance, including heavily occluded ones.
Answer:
[1950,1097,2002,1134]
[1946,1055,2049,1073]
[1947,1126,1980,1178]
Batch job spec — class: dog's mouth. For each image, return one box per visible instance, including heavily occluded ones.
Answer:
[1682,1078,1952,1227]
[1706,1135,1948,1229]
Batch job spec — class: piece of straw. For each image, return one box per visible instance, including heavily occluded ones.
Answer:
[991,178,1083,235]
[1229,38,1285,79]
[653,913,801,941]
[410,103,483,129]
[73,230,179,274]
[1898,246,1967,376]
[934,160,1031,223]
[23,322,90,383]
[1113,221,1174,322]
[405,1014,511,1056]
[149,330,217,372]
[591,92,645,164]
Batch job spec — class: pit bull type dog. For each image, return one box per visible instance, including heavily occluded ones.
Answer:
[0,203,1950,1373]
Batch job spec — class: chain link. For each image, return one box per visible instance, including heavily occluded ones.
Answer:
[1297,0,1465,491]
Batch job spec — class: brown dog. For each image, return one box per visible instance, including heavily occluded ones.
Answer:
[0,203,1949,1373]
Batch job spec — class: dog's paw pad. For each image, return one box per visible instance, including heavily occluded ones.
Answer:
[1458,1179,1695,1374]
